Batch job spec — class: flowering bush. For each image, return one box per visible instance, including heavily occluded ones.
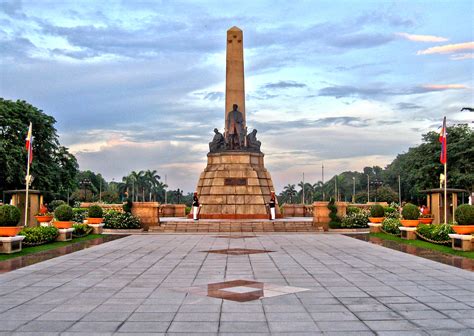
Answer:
[72,208,88,223]
[384,206,400,219]
[104,210,141,229]
[381,218,401,235]
[341,211,369,228]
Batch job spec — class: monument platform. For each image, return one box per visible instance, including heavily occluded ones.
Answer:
[195,151,281,219]
[150,217,318,233]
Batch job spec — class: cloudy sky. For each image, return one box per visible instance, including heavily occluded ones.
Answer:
[1,0,473,192]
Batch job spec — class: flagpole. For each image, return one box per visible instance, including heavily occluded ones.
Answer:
[24,123,32,227]
[444,161,447,224]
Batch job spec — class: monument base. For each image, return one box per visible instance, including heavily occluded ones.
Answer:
[195,151,280,219]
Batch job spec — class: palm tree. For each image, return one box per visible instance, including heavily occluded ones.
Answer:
[283,184,297,204]
[143,170,161,201]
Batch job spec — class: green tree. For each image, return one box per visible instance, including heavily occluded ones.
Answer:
[0,99,78,200]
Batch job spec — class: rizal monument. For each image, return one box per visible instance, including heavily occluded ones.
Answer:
[194,26,281,219]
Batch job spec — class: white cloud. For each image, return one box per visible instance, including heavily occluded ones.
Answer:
[396,32,448,43]
[417,42,474,55]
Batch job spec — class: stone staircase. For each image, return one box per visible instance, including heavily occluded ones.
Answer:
[148,218,321,233]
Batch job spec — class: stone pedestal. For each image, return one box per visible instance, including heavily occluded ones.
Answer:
[0,236,25,254]
[195,151,280,219]
[88,223,104,235]
[368,223,382,233]
[56,228,74,242]
[399,227,417,240]
[448,234,473,251]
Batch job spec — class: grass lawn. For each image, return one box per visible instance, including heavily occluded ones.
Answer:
[370,232,474,259]
[0,234,104,261]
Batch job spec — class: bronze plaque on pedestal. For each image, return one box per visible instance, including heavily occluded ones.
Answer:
[224,178,247,186]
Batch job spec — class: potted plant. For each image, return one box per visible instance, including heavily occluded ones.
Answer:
[53,204,74,229]
[400,203,420,227]
[368,204,385,223]
[35,204,54,224]
[452,204,474,234]
[419,213,434,224]
[0,205,22,237]
[87,205,103,224]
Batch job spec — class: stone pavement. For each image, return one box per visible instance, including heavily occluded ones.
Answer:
[0,234,473,335]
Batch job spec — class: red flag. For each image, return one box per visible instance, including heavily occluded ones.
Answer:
[25,122,33,165]
[439,117,447,164]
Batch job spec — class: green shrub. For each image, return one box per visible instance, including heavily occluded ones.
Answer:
[0,205,21,226]
[104,210,141,229]
[381,218,401,235]
[73,223,92,237]
[49,200,66,211]
[19,226,58,246]
[88,205,103,218]
[54,204,73,221]
[327,198,341,228]
[347,206,361,215]
[72,208,88,223]
[341,211,369,228]
[455,204,474,225]
[416,223,454,243]
[185,206,191,215]
[402,203,419,220]
[370,204,384,217]
[384,206,400,219]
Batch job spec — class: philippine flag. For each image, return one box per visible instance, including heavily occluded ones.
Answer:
[25,122,33,164]
[439,117,447,165]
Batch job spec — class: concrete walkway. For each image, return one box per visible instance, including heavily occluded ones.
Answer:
[0,234,473,335]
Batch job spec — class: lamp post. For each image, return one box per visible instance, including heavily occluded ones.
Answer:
[80,179,91,202]
[371,179,383,203]
[352,177,356,203]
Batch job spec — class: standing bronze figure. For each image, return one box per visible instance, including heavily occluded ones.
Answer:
[226,104,244,149]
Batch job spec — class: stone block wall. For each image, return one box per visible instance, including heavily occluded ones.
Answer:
[160,204,186,217]
[130,202,160,230]
[195,151,280,219]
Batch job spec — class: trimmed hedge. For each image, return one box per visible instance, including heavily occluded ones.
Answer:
[370,204,384,217]
[416,223,453,243]
[19,226,59,246]
[0,205,21,226]
[455,204,474,225]
[88,205,103,218]
[402,203,419,220]
[54,204,73,221]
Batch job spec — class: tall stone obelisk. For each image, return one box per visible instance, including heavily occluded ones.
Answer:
[193,27,280,220]
[225,26,246,133]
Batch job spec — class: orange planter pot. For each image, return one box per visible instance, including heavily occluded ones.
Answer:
[452,225,474,235]
[0,227,22,237]
[87,217,103,224]
[35,215,54,223]
[418,218,434,224]
[368,217,384,223]
[53,221,73,229]
[400,219,419,227]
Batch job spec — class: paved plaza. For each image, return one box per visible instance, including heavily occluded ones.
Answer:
[0,234,473,335]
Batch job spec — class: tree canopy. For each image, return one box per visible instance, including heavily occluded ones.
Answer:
[0,99,78,201]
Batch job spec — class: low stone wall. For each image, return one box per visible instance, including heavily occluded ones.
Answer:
[160,204,186,217]
[281,204,312,217]
[131,202,160,230]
